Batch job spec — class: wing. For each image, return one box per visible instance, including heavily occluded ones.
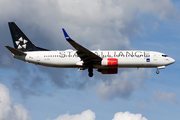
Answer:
[62,28,102,65]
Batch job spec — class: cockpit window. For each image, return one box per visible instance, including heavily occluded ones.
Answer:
[162,54,168,57]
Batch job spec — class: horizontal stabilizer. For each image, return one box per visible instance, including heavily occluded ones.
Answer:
[5,46,26,55]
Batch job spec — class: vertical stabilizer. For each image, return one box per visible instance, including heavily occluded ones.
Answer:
[8,22,49,51]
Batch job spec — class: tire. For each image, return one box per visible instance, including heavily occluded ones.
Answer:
[89,72,93,77]
[156,70,159,74]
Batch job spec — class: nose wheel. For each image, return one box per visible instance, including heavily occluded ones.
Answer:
[156,70,160,74]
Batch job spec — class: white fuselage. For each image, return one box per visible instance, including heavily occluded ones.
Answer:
[14,50,175,69]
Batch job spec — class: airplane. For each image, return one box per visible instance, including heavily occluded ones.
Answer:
[6,22,175,77]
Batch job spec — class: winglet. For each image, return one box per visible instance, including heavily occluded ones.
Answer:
[62,28,72,41]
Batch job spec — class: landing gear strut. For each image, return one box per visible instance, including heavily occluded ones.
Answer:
[88,66,93,77]
[156,66,165,74]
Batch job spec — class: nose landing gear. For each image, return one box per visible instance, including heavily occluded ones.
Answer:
[156,66,165,74]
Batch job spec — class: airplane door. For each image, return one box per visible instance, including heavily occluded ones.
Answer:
[36,55,41,62]
[154,54,157,61]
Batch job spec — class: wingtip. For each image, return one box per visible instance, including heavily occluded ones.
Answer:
[62,28,72,41]
[8,22,15,25]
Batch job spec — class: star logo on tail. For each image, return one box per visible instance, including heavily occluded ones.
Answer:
[15,37,28,49]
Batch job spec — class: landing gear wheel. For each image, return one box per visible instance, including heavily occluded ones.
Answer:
[156,70,160,74]
[89,72,93,77]
[88,66,93,77]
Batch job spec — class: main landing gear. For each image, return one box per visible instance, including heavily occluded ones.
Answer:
[88,66,93,77]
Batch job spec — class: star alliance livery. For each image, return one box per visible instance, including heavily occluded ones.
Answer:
[6,22,175,77]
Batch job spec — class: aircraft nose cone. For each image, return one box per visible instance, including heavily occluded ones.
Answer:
[170,58,175,64]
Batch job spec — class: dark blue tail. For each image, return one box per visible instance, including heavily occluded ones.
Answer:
[8,22,49,51]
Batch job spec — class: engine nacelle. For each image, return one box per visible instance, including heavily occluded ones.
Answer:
[99,58,118,74]
[98,68,118,74]
[101,58,118,66]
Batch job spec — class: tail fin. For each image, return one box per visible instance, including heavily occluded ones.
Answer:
[8,22,49,51]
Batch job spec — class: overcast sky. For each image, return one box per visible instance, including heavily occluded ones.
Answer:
[0,0,180,120]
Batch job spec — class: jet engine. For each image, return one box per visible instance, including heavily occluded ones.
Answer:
[98,68,118,74]
[101,58,118,66]
[99,58,118,74]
